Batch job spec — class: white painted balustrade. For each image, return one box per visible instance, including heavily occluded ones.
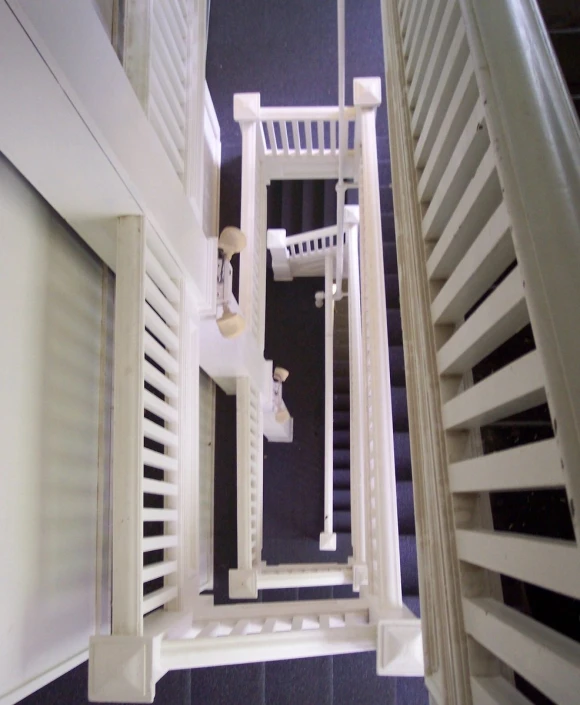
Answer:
[267,225,348,280]
[123,0,207,197]
[384,0,580,702]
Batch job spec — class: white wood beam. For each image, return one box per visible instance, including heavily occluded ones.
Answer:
[448,439,562,493]
[457,530,580,599]
[464,598,580,705]
[443,350,546,430]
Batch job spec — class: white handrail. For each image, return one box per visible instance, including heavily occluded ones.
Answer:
[335,0,347,300]
[285,225,337,248]
[346,210,367,574]
[321,253,336,551]
[458,0,580,536]
[355,78,402,607]
[258,106,357,122]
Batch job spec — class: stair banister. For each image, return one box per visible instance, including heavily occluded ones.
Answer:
[355,77,402,608]
[233,92,262,345]
[320,251,337,551]
[458,0,580,539]
[345,205,368,587]
[335,0,346,300]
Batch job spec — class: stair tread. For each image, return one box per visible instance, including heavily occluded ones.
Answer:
[333,652,396,705]
[266,657,332,705]
[396,677,430,704]
[333,480,415,534]
[191,664,264,705]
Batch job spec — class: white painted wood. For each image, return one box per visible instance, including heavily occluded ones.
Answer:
[4,0,210,305]
[459,0,580,541]
[199,370,216,592]
[305,121,314,154]
[406,0,431,80]
[422,104,488,241]
[144,359,179,398]
[143,586,179,616]
[414,20,467,161]
[260,106,356,122]
[458,530,580,599]
[142,559,178,584]
[144,331,179,374]
[142,508,178,522]
[257,565,353,590]
[443,350,546,430]
[427,147,501,279]
[347,212,368,573]
[403,0,423,56]
[471,676,534,705]
[142,448,178,473]
[160,624,377,668]
[145,274,180,326]
[411,0,460,130]
[437,267,528,376]
[202,84,221,243]
[400,0,415,36]
[235,378,263,578]
[0,154,108,705]
[144,305,180,351]
[202,598,369,621]
[96,267,115,639]
[143,535,178,552]
[143,418,178,447]
[322,255,336,548]
[448,439,562,493]
[356,78,402,608]
[418,58,477,202]
[407,0,446,106]
[431,202,513,325]
[382,1,484,698]
[142,478,178,497]
[145,248,180,303]
[111,217,145,636]
[463,598,580,705]
[291,121,301,154]
[236,93,263,344]
[280,121,291,155]
[143,389,179,423]
[317,120,325,153]
[266,120,279,156]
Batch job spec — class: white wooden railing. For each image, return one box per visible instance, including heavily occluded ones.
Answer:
[89,77,425,702]
[103,216,199,638]
[384,0,580,702]
[235,94,268,352]
[345,206,368,584]
[229,378,264,599]
[160,600,376,669]
[123,0,207,197]
[321,251,336,551]
[259,107,356,161]
[267,225,348,280]
[355,78,402,606]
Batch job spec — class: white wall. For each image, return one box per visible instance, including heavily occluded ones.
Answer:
[0,152,110,704]
[91,0,114,40]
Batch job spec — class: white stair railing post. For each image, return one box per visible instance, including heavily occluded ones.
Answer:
[230,377,261,598]
[345,205,368,590]
[320,253,337,551]
[355,77,402,610]
[111,216,146,637]
[267,228,292,281]
[234,93,261,336]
